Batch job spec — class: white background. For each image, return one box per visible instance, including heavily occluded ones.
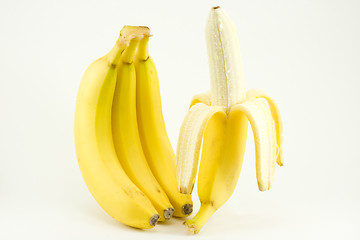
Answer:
[1,0,360,239]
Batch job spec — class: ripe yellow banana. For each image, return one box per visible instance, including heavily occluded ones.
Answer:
[135,38,193,218]
[111,33,174,221]
[176,7,284,233]
[74,26,160,229]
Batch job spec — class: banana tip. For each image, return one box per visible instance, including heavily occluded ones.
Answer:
[164,208,175,220]
[182,204,193,215]
[150,214,160,226]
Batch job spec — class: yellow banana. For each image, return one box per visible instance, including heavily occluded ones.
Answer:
[135,38,193,218]
[111,32,174,221]
[176,7,284,233]
[74,26,160,229]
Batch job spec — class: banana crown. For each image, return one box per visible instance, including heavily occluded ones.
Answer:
[106,26,150,66]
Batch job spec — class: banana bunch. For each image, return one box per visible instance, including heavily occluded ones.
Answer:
[176,7,284,234]
[74,26,192,229]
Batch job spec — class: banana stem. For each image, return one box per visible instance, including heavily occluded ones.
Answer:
[121,38,140,63]
[185,203,216,234]
[107,41,127,67]
[136,37,150,61]
[107,26,150,66]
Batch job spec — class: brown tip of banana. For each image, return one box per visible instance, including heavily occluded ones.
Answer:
[182,204,193,215]
[150,214,160,226]
[164,208,175,220]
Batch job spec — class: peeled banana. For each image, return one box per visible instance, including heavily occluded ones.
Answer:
[176,7,284,233]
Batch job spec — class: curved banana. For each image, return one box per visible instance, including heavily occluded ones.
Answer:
[74,26,160,229]
[111,34,174,221]
[135,38,193,218]
[176,7,284,233]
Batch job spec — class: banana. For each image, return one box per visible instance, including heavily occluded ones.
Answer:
[135,38,193,218]
[74,26,160,229]
[176,7,284,233]
[111,32,174,221]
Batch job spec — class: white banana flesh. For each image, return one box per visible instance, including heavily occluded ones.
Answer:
[176,6,284,233]
[206,6,246,108]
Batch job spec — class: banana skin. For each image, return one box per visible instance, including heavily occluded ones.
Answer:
[135,38,193,218]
